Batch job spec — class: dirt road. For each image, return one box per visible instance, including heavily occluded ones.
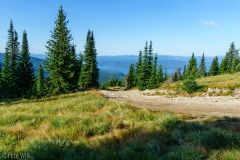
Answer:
[102,90,240,117]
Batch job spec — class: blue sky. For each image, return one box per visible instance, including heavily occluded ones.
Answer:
[0,0,240,56]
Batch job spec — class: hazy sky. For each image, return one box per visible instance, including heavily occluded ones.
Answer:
[0,0,240,56]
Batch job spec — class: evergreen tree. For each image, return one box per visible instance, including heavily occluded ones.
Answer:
[0,20,20,98]
[36,64,46,96]
[147,41,153,70]
[198,53,206,77]
[227,42,236,73]
[45,6,78,94]
[2,20,20,97]
[79,30,99,89]
[157,64,163,84]
[182,65,187,80]
[148,53,157,89]
[164,67,168,81]
[219,56,228,74]
[209,56,219,76]
[186,52,198,79]
[17,31,35,96]
[7,20,19,73]
[231,51,239,73]
[136,51,142,77]
[220,43,237,74]
[173,71,178,81]
[78,52,83,81]
[90,31,99,88]
[137,42,149,90]
[137,62,147,90]
[0,48,16,98]
[125,64,135,89]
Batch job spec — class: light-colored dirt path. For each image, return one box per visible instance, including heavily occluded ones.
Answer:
[102,90,240,117]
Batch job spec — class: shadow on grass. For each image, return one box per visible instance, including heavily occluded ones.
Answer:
[23,117,240,160]
[0,93,83,107]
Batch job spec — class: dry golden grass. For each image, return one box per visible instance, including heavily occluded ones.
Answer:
[0,91,239,159]
[196,72,240,88]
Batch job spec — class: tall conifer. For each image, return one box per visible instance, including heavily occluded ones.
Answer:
[45,6,78,94]
[0,48,16,98]
[209,57,219,76]
[17,31,35,96]
[79,30,99,89]
[148,53,157,89]
[125,64,135,89]
[157,64,163,84]
[198,53,206,77]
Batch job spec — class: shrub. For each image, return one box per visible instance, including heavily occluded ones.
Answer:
[183,79,201,93]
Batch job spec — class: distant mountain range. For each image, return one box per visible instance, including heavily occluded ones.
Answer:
[0,53,223,83]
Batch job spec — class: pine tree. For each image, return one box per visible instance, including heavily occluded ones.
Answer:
[7,20,19,73]
[3,20,19,97]
[182,65,187,80]
[157,64,163,84]
[125,64,135,89]
[0,20,19,98]
[227,42,236,73]
[0,48,16,98]
[79,31,99,89]
[147,41,153,70]
[36,64,46,96]
[17,31,35,96]
[198,53,206,77]
[231,51,239,73]
[164,67,168,81]
[137,42,149,90]
[136,51,142,77]
[220,43,237,74]
[209,56,219,76]
[173,71,178,81]
[219,56,228,74]
[90,31,99,88]
[148,53,157,89]
[186,52,198,79]
[78,52,83,81]
[45,6,78,94]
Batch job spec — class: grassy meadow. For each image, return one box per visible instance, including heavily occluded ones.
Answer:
[196,72,240,89]
[0,91,240,159]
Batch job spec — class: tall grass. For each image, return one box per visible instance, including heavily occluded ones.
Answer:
[0,91,239,159]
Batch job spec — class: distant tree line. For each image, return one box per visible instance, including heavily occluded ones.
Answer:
[125,42,240,91]
[125,41,168,90]
[0,6,99,99]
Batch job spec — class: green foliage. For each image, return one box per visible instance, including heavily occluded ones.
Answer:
[209,56,219,76]
[36,64,46,97]
[125,64,136,89]
[135,51,142,85]
[163,147,204,160]
[17,31,35,97]
[198,53,207,77]
[148,53,158,89]
[0,48,16,98]
[183,78,201,93]
[45,6,79,94]
[231,51,240,73]
[157,64,164,84]
[0,21,19,98]
[220,42,238,74]
[79,30,99,89]
[26,139,70,159]
[220,56,228,74]
[0,92,239,159]
[186,52,198,79]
